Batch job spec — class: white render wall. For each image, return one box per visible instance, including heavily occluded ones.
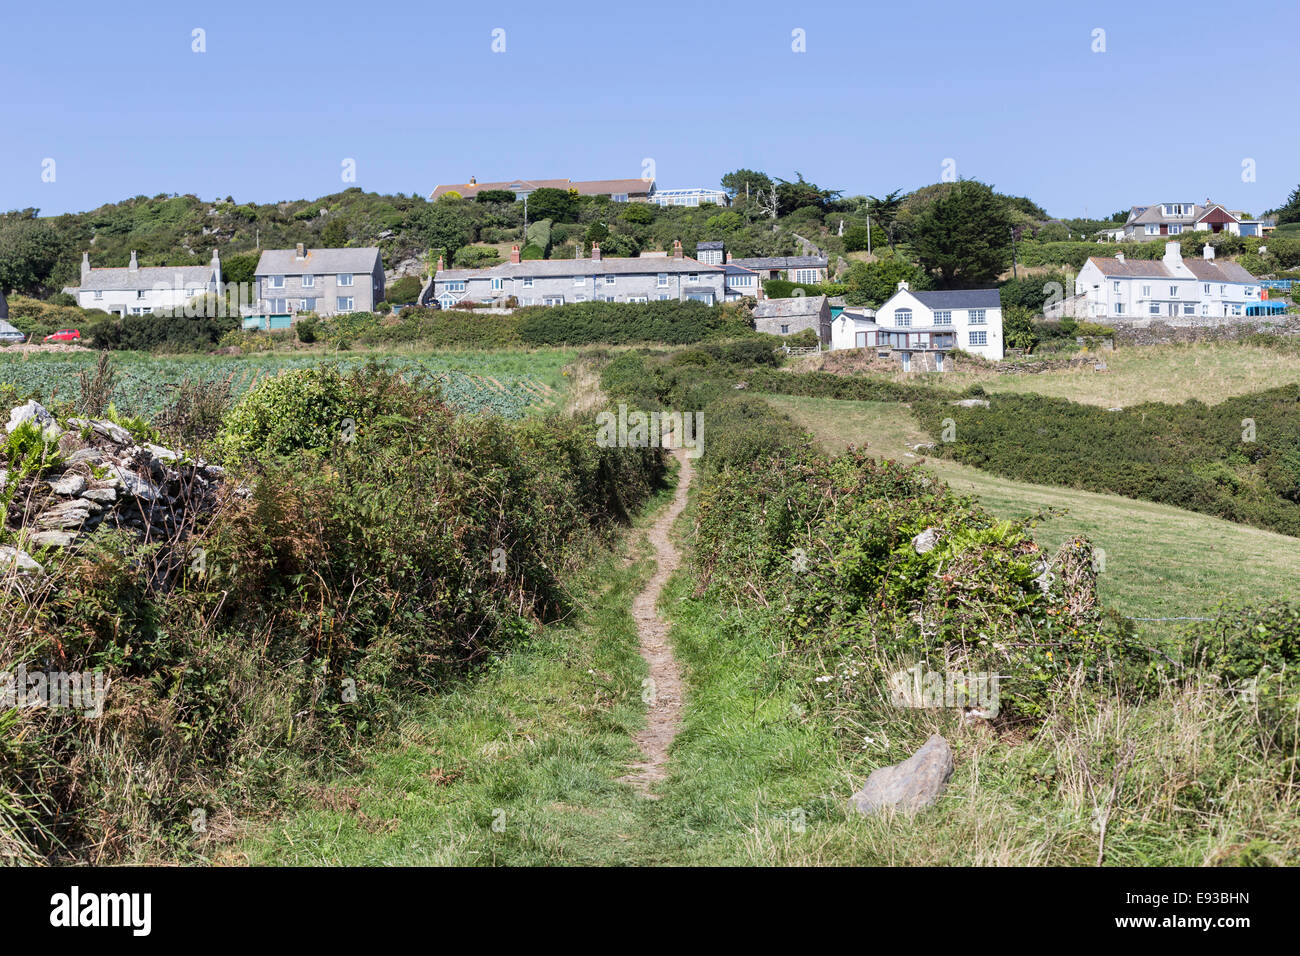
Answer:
[875,289,1005,360]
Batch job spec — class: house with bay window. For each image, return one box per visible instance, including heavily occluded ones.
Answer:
[831,283,1004,365]
[252,245,384,317]
[432,240,726,308]
[1113,201,1276,241]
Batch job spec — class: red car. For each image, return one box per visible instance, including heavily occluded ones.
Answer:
[44,328,81,343]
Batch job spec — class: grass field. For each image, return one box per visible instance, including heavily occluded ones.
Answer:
[766,393,1300,622]
[798,341,1300,407]
[0,347,574,419]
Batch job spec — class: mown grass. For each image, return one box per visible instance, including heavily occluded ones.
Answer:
[765,393,1300,622]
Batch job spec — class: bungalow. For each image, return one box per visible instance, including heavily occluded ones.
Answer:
[252,245,384,317]
[428,176,655,203]
[728,254,829,285]
[65,250,222,316]
[833,284,1004,366]
[432,240,726,308]
[752,295,831,344]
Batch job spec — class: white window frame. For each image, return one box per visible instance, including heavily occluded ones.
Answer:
[336,296,354,313]
[522,277,533,288]
[573,275,585,286]
[934,310,952,325]
[968,330,987,346]
[968,309,987,325]
[657,273,669,287]
[894,308,912,327]
[338,273,354,287]
[491,277,503,291]
[301,274,315,288]
[269,275,285,289]
[605,275,615,285]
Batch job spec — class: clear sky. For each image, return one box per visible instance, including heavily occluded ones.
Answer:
[3,0,1296,219]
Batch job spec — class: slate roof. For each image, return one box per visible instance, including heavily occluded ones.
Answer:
[436,256,721,282]
[1086,256,1257,283]
[752,295,828,318]
[255,247,381,277]
[75,264,218,292]
[909,289,1003,309]
[730,256,828,271]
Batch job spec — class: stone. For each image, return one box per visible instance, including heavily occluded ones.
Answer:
[66,447,106,465]
[91,420,133,445]
[950,398,990,408]
[109,465,160,501]
[38,503,93,529]
[0,468,7,491]
[143,443,180,464]
[30,530,76,549]
[849,734,954,816]
[79,486,118,505]
[47,474,87,496]
[912,528,940,554]
[0,545,43,575]
[6,400,63,440]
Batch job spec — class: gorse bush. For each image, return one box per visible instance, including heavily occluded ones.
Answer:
[917,387,1300,537]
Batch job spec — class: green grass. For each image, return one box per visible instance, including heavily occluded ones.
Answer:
[0,348,573,419]
[797,341,1300,407]
[766,393,1300,621]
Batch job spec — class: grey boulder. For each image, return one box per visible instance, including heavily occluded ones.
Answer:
[849,734,954,816]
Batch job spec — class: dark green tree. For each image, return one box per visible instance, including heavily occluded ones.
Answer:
[909,180,1015,286]
[0,218,63,295]
[525,188,579,223]
[865,189,904,251]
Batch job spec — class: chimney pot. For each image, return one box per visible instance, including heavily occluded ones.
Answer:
[672,239,683,259]
[510,245,521,264]
[436,255,444,272]
[129,250,139,271]
[295,243,306,259]
[591,242,601,261]
[1204,243,1215,260]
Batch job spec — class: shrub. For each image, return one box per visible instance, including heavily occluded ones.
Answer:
[385,276,423,303]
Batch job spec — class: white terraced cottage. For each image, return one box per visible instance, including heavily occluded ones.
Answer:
[831,283,1004,365]
[1063,242,1261,321]
[66,250,222,316]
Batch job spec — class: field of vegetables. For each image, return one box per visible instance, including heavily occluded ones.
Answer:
[0,348,574,419]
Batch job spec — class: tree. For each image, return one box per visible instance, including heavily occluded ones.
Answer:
[909,180,1014,286]
[0,218,63,295]
[774,173,841,215]
[475,189,516,204]
[620,203,655,226]
[405,202,474,262]
[842,255,930,307]
[526,188,579,223]
[1003,305,1040,352]
[320,218,348,248]
[720,168,773,200]
[865,189,904,252]
[1273,185,1300,226]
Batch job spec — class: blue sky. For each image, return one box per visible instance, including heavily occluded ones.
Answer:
[3,0,1296,219]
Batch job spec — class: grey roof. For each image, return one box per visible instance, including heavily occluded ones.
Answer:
[723,263,758,275]
[1182,258,1256,282]
[752,295,828,318]
[730,255,828,270]
[76,263,218,292]
[909,289,1002,309]
[697,241,725,250]
[437,256,723,282]
[255,247,381,277]
[1087,256,1256,283]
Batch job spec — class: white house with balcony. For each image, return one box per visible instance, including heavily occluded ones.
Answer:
[1063,242,1261,322]
[832,284,1004,365]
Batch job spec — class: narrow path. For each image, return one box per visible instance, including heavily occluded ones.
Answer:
[619,449,692,797]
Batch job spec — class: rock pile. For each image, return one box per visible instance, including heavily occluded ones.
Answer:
[2,401,227,573]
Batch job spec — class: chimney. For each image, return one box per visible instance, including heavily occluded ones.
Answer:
[575,242,583,260]
[470,176,477,185]
[129,250,139,271]
[672,239,683,259]
[211,246,222,286]
[1163,241,1182,269]
[591,242,601,261]
[295,243,306,260]
[1115,251,1125,263]
[510,245,521,264]
[1203,243,1215,260]
[897,280,909,292]
[725,251,733,263]
[81,252,90,281]
[436,255,444,272]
